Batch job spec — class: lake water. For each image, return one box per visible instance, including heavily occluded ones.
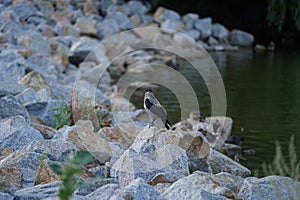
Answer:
[129,48,300,175]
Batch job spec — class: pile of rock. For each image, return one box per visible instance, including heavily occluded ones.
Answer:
[0,0,298,200]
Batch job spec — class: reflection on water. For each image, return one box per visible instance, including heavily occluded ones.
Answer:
[130,48,300,175]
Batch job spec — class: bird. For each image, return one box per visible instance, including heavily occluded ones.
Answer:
[143,89,172,130]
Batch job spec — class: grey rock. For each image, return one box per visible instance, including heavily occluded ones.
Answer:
[238,176,300,200]
[15,88,40,106]
[76,178,118,196]
[0,192,13,200]
[0,150,41,188]
[0,76,26,97]
[75,16,98,37]
[208,149,251,177]
[25,100,60,127]
[229,29,254,47]
[54,22,80,37]
[194,17,212,39]
[207,36,219,46]
[140,14,153,25]
[106,4,131,16]
[122,178,167,200]
[111,127,189,186]
[154,7,180,23]
[212,23,229,40]
[182,13,199,30]
[14,181,61,200]
[127,1,150,15]
[0,116,43,150]
[97,18,119,39]
[109,142,127,167]
[25,139,79,162]
[0,96,29,121]
[87,183,120,200]
[181,29,200,40]
[163,171,235,200]
[130,14,141,27]
[107,12,132,30]
[69,36,103,65]
[1,2,40,22]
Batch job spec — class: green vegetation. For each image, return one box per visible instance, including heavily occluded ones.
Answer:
[49,151,96,200]
[53,102,71,130]
[261,135,299,181]
[267,0,300,31]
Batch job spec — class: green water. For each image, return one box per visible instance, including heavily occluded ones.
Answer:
[129,48,300,175]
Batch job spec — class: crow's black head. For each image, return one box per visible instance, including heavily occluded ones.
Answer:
[145,89,153,93]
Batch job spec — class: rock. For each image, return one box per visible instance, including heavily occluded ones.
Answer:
[130,14,142,27]
[53,125,112,164]
[0,192,13,200]
[0,150,41,188]
[0,76,26,97]
[87,183,120,200]
[0,96,29,121]
[20,71,51,93]
[1,2,40,22]
[161,19,184,32]
[31,123,57,139]
[180,29,200,40]
[97,18,119,39]
[163,171,237,200]
[0,148,14,161]
[54,22,80,37]
[194,17,212,39]
[14,181,61,200]
[207,36,219,46]
[254,44,267,51]
[84,0,99,15]
[0,116,43,150]
[98,122,140,148]
[25,139,79,162]
[108,142,127,168]
[76,178,118,196]
[154,7,180,23]
[237,176,300,200]
[0,166,22,194]
[69,36,106,65]
[173,32,196,48]
[75,17,98,37]
[111,127,190,186]
[208,149,251,177]
[182,13,199,30]
[17,32,51,56]
[121,178,167,200]
[127,1,150,15]
[106,11,132,30]
[229,29,254,47]
[35,160,60,185]
[212,23,229,40]
[15,88,41,106]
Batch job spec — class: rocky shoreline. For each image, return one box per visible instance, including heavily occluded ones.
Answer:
[0,0,298,199]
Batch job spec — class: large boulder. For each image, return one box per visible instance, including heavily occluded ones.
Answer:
[229,29,254,47]
[194,17,212,39]
[0,116,43,150]
[163,171,242,200]
[0,96,29,121]
[0,150,41,188]
[153,7,180,23]
[237,176,300,200]
[212,23,229,40]
[208,149,251,177]
[0,166,22,194]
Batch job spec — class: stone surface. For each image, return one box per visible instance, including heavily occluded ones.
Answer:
[87,183,120,200]
[237,176,300,200]
[163,171,237,200]
[194,17,212,39]
[35,160,60,185]
[25,139,79,162]
[154,7,180,23]
[75,17,98,37]
[20,71,51,93]
[14,181,61,200]
[1,2,40,22]
[208,149,251,177]
[212,23,229,40]
[53,125,112,164]
[0,96,29,121]
[0,150,41,188]
[0,192,13,200]
[181,29,200,40]
[0,166,22,194]
[0,116,43,150]
[229,29,254,47]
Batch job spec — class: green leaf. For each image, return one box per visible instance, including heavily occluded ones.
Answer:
[70,151,93,166]
[49,163,62,175]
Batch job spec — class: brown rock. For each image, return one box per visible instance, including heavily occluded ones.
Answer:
[54,11,73,22]
[84,0,99,15]
[0,148,14,161]
[20,71,51,93]
[153,7,165,22]
[0,166,22,193]
[98,122,139,148]
[35,160,60,185]
[31,123,57,139]
[75,17,98,37]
